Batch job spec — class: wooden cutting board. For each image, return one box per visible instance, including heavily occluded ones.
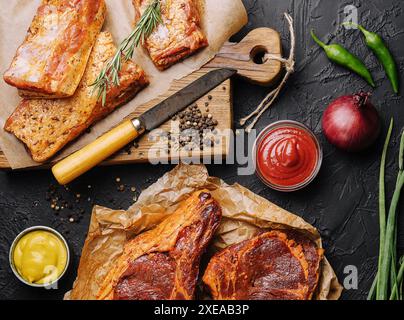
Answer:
[0,28,282,170]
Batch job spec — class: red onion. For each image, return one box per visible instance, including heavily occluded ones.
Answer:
[322,93,381,152]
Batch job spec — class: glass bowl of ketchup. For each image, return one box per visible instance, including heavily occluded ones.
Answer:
[253,120,323,192]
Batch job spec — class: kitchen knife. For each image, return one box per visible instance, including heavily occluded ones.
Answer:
[52,68,237,185]
[52,27,283,185]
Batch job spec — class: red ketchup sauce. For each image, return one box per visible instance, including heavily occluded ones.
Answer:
[256,126,320,189]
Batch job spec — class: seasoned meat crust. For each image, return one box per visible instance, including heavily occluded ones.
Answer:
[97,190,222,300]
[202,230,324,300]
[4,32,149,163]
[133,0,208,70]
[3,0,106,98]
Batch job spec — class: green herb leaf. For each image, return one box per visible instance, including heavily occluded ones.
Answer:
[91,0,162,105]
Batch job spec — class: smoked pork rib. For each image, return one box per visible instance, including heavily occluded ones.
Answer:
[203,230,323,300]
[4,31,148,163]
[4,0,107,98]
[97,190,222,300]
[133,0,208,70]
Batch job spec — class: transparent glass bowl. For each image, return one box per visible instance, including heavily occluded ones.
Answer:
[253,120,323,192]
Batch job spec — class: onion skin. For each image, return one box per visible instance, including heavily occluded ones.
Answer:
[322,93,381,152]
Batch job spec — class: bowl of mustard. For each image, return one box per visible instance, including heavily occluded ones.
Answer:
[9,226,69,287]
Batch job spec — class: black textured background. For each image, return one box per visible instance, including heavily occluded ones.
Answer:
[1,0,403,300]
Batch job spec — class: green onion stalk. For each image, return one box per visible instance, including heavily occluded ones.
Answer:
[370,119,404,300]
[374,120,393,300]
[390,256,404,300]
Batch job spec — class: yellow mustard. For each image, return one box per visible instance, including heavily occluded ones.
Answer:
[13,230,67,285]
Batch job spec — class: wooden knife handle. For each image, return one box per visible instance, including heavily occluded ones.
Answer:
[205,27,283,86]
[52,120,142,185]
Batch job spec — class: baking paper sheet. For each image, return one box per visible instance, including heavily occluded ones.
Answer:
[67,164,343,300]
[0,0,248,169]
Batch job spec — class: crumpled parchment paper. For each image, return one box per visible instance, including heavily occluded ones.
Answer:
[0,0,247,168]
[67,164,343,300]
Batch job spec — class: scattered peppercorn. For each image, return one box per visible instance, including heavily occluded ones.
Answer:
[170,102,219,151]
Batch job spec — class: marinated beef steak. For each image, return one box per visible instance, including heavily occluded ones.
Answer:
[202,230,323,300]
[97,190,222,300]
[286,230,324,296]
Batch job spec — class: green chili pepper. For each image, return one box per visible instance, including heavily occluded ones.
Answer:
[344,23,399,94]
[311,30,375,87]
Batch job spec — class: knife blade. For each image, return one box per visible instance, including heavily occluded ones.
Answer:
[138,68,237,131]
[52,68,237,185]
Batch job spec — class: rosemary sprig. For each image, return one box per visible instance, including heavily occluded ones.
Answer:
[91,0,162,105]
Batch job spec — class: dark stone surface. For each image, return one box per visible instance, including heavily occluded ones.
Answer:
[0,0,403,300]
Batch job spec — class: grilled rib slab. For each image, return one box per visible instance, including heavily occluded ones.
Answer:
[133,0,208,70]
[4,31,148,163]
[4,0,107,98]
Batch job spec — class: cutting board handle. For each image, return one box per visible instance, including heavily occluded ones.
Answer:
[205,27,283,86]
